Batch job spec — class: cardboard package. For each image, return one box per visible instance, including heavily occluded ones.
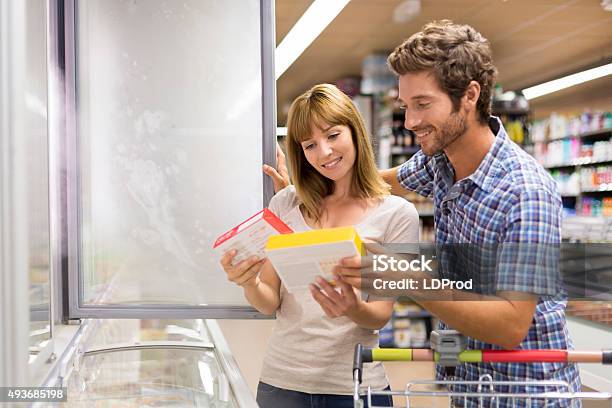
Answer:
[265,226,365,292]
[213,209,292,264]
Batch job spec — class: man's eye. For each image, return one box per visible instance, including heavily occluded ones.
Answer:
[417,103,430,109]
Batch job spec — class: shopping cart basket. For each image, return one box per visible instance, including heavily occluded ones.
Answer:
[352,330,612,408]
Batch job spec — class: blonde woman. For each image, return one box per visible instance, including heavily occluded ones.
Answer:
[221,84,419,407]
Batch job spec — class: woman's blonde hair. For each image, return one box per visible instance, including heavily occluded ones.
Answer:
[286,84,389,223]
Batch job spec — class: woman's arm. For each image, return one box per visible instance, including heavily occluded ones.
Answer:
[345,299,394,330]
[242,259,282,315]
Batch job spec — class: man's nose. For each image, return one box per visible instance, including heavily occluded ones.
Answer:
[404,110,421,130]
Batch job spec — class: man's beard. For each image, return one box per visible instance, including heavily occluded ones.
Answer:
[421,109,468,156]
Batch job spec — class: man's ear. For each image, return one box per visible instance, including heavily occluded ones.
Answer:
[463,80,481,112]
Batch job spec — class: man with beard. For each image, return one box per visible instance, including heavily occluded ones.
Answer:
[265,20,580,408]
[366,20,580,407]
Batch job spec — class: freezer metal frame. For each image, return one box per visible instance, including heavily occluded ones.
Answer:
[47,0,278,320]
[1,0,57,385]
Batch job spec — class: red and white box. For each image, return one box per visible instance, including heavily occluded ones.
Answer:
[213,208,293,264]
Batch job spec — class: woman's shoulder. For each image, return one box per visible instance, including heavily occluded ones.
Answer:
[269,185,300,213]
[379,194,419,217]
[375,195,420,243]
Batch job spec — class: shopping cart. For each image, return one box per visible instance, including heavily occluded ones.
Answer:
[352,330,612,408]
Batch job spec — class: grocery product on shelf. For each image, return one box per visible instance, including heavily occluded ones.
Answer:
[381,302,433,348]
[526,112,612,221]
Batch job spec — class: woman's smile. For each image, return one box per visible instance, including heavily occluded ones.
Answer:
[321,156,343,169]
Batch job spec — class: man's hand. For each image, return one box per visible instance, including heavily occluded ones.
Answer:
[334,243,427,300]
[263,142,290,193]
[309,276,360,318]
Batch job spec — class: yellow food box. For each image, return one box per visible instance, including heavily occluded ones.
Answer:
[265,226,365,293]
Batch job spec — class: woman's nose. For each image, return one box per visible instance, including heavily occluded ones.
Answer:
[319,141,333,156]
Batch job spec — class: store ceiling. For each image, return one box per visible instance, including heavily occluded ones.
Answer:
[275,0,612,124]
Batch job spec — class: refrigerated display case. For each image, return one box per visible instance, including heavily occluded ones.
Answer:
[48,319,256,407]
[1,0,276,401]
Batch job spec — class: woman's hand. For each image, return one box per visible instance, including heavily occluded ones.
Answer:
[263,142,290,193]
[220,250,266,288]
[309,275,361,318]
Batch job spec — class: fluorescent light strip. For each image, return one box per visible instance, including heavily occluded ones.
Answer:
[275,0,351,80]
[522,63,612,100]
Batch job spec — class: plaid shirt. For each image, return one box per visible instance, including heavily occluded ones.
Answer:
[397,117,581,407]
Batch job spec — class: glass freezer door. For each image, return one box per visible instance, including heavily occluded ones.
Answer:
[51,0,276,319]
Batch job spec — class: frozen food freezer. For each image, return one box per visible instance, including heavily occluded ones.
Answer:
[45,319,256,407]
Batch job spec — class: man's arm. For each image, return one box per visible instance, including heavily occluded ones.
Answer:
[382,150,435,197]
[380,166,407,196]
[334,242,539,350]
[430,189,561,349]
[338,255,536,350]
[416,292,536,350]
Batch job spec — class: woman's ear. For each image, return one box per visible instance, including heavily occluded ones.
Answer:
[463,80,481,112]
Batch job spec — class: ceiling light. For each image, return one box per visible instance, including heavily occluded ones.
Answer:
[275,0,351,80]
[393,0,421,23]
[522,63,612,100]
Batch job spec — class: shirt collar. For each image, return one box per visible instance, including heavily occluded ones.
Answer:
[434,116,507,192]
[467,116,507,192]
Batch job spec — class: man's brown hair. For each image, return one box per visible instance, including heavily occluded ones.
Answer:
[388,20,498,124]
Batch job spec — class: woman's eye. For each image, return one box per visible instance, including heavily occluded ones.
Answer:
[304,144,314,150]
[328,133,339,140]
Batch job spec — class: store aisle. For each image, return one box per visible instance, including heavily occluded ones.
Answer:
[217,319,442,405]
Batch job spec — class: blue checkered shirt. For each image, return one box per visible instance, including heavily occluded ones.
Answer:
[397,117,581,407]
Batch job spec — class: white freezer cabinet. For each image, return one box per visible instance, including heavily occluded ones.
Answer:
[57,319,255,407]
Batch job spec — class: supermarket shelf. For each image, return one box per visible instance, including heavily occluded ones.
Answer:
[545,163,578,169]
[563,215,612,221]
[394,310,433,319]
[580,127,612,139]
[529,127,612,145]
[544,158,612,169]
[581,184,612,193]
[574,158,612,166]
